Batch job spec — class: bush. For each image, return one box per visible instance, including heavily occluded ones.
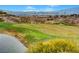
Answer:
[28,39,79,53]
[0,18,4,22]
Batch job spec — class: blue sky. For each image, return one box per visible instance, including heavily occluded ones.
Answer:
[0,5,79,11]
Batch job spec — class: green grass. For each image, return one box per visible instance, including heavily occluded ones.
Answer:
[0,22,52,44]
[0,22,79,45]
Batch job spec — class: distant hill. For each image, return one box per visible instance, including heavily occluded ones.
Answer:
[2,7,79,16]
[56,7,79,15]
[6,11,55,16]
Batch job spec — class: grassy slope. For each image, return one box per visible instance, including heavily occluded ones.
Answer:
[0,22,79,45]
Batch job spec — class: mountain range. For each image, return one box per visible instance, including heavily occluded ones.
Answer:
[4,7,79,16]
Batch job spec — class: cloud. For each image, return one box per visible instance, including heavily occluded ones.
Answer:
[48,5,59,8]
[24,5,54,12]
[41,7,53,11]
[48,5,56,7]
[24,6,39,11]
[26,6,35,9]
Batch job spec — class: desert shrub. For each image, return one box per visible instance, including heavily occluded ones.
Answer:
[0,18,4,22]
[61,19,77,26]
[28,39,79,53]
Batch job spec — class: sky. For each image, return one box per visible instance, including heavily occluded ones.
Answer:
[0,5,79,12]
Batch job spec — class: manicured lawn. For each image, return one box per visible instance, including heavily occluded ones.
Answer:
[0,22,79,45]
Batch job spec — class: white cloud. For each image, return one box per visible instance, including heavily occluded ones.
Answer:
[48,5,59,8]
[24,5,54,12]
[24,6,38,11]
[26,6,35,9]
[48,5,56,7]
[44,8,53,11]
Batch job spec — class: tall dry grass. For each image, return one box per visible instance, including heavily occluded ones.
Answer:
[28,39,79,53]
